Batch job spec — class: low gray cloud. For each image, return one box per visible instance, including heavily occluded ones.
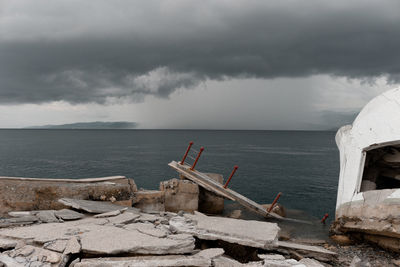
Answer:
[1,0,400,104]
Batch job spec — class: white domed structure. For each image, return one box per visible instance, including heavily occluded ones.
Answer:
[334,88,400,250]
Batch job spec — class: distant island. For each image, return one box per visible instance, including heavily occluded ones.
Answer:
[26,121,138,129]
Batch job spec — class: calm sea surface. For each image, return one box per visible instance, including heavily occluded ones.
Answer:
[0,129,339,223]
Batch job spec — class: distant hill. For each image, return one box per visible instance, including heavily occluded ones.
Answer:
[26,121,138,129]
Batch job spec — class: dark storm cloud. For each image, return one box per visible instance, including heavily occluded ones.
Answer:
[1,0,400,104]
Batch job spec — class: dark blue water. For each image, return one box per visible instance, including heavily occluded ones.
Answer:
[0,129,339,223]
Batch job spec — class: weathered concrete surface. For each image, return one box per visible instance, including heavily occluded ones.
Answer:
[0,176,136,215]
[169,211,280,249]
[0,216,195,256]
[134,190,165,212]
[124,223,168,238]
[198,173,224,214]
[160,178,199,213]
[59,198,139,214]
[80,226,195,255]
[75,248,224,267]
[35,210,60,223]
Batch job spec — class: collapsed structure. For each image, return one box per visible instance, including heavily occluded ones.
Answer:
[332,88,400,251]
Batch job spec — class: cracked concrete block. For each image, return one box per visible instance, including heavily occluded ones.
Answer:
[134,190,165,212]
[160,179,199,213]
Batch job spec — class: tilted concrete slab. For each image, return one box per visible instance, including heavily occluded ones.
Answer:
[169,212,280,249]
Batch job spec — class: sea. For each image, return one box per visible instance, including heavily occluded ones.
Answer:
[0,129,339,234]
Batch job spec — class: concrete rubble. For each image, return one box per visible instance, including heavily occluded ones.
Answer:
[0,198,334,267]
[0,172,337,266]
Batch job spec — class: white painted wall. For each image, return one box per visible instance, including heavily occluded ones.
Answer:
[336,88,400,211]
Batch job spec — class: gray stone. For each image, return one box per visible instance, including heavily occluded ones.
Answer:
[80,226,195,255]
[64,237,81,254]
[169,212,280,249]
[0,237,18,249]
[44,239,69,253]
[0,254,24,266]
[54,209,84,220]
[58,198,137,214]
[35,210,60,223]
[8,245,61,264]
[263,258,305,267]
[195,248,224,259]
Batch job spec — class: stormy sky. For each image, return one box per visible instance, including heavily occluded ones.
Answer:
[0,0,399,129]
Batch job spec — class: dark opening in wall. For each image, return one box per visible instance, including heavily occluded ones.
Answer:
[361,145,400,192]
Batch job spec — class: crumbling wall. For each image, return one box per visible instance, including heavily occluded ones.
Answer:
[134,190,165,212]
[160,178,199,213]
[0,176,136,215]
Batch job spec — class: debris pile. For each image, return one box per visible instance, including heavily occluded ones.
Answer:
[0,197,334,267]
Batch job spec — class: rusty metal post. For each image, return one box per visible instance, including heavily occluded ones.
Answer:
[267,192,282,212]
[223,165,239,188]
[190,147,204,170]
[180,141,194,165]
[321,213,329,224]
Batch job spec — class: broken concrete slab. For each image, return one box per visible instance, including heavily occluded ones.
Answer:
[169,211,280,249]
[134,190,165,212]
[58,198,138,214]
[44,239,69,253]
[54,209,84,220]
[0,237,18,250]
[5,245,62,265]
[0,216,38,228]
[277,241,336,262]
[160,178,199,213]
[136,213,161,223]
[80,226,195,255]
[64,236,81,255]
[75,248,223,267]
[0,176,136,215]
[105,212,140,225]
[94,208,127,218]
[35,210,60,223]
[0,218,109,244]
[8,211,32,218]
